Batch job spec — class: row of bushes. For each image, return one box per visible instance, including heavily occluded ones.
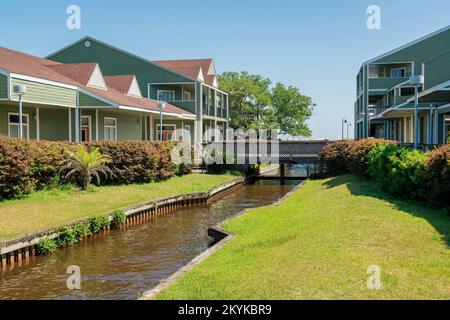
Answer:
[0,136,189,200]
[37,210,127,255]
[319,139,450,209]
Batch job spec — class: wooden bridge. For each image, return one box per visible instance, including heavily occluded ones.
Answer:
[203,140,330,180]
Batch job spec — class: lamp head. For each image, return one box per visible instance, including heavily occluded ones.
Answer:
[157,102,166,109]
[13,85,27,95]
[408,75,424,87]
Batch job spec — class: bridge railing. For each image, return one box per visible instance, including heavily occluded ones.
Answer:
[201,140,330,165]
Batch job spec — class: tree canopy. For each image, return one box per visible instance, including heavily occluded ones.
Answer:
[219,71,315,137]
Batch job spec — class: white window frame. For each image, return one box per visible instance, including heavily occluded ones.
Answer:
[104,117,117,141]
[81,115,92,142]
[156,124,176,141]
[8,112,30,140]
[390,68,406,78]
[157,90,176,101]
[183,91,192,101]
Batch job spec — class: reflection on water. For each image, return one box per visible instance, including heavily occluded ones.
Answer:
[0,180,297,300]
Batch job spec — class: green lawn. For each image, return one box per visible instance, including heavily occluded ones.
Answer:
[0,174,237,242]
[157,175,450,300]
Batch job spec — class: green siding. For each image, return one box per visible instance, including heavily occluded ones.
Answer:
[424,51,450,89]
[368,77,409,90]
[48,39,195,97]
[97,110,142,141]
[0,74,8,99]
[39,108,71,141]
[79,92,112,107]
[11,78,76,107]
[373,28,450,74]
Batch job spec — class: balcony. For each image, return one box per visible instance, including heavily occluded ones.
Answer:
[369,77,409,91]
[169,100,196,114]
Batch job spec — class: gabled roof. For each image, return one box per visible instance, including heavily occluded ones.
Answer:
[152,58,218,87]
[364,25,450,65]
[104,75,135,93]
[0,47,80,87]
[0,47,193,117]
[45,63,97,86]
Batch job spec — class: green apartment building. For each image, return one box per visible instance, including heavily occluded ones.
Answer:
[355,25,450,145]
[0,37,228,145]
[47,37,229,145]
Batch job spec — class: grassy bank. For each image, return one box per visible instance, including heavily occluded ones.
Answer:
[157,175,450,300]
[0,174,237,242]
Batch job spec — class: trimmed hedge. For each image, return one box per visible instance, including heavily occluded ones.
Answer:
[319,139,450,209]
[319,139,397,177]
[0,136,185,200]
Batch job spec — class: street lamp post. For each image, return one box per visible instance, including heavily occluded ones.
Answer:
[347,122,352,140]
[158,102,166,141]
[341,118,347,140]
[409,76,425,149]
[13,85,27,139]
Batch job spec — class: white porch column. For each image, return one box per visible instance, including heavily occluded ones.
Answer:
[68,108,72,142]
[75,105,80,143]
[434,109,439,144]
[36,108,40,141]
[428,105,434,144]
[95,110,99,141]
[150,115,154,140]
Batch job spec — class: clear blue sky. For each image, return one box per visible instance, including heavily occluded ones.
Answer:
[1,0,449,138]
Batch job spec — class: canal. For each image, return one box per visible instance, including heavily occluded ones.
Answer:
[0,179,298,300]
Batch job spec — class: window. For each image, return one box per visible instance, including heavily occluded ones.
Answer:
[8,113,29,139]
[104,117,117,141]
[157,90,175,101]
[183,91,191,101]
[390,68,405,78]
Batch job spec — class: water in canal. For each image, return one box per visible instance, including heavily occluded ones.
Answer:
[0,179,298,300]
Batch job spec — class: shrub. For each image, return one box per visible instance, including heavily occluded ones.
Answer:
[368,144,426,200]
[423,145,450,208]
[62,145,113,190]
[0,137,35,199]
[37,237,58,255]
[28,140,73,189]
[88,215,110,234]
[346,139,397,177]
[110,210,127,229]
[319,141,351,176]
[55,226,78,247]
[0,137,181,199]
[73,222,92,239]
[319,139,396,177]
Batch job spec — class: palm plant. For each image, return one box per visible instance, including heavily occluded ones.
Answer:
[62,145,113,190]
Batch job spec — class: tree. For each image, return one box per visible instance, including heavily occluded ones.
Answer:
[271,83,314,137]
[62,145,113,190]
[219,72,272,131]
[219,71,315,137]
